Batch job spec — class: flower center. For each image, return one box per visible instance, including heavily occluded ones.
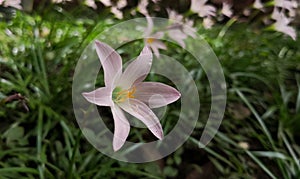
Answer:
[112,86,136,103]
[146,38,154,44]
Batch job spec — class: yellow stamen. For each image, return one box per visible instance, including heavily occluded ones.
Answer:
[146,38,154,44]
[113,86,136,103]
[127,87,136,99]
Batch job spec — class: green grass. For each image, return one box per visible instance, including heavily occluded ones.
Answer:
[1,6,300,179]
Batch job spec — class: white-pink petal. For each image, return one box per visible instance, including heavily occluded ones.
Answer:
[85,0,97,9]
[144,15,153,36]
[271,8,297,40]
[82,87,113,106]
[274,22,296,40]
[117,46,153,89]
[167,9,184,22]
[199,5,216,17]
[4,0,22,9]
[95,40,122,87]
[191,0,216,17]
[134,82,181,108]
[148,40,167,58]
[111,105,130,151]
[152,39,167,50]
[111,6,123,19]
[274,0,297,12]
[221,2,233,17]
[119,98,163,140]
[151,31,164,39]
[137,0,149,16]
[253,0,263,9]
[167,29,187,48]
[203,17,214,29]
[116,0,127,9]
[99,0,112,6]
[183,19,197,38]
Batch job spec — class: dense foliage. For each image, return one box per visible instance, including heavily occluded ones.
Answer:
[0,2,300,179]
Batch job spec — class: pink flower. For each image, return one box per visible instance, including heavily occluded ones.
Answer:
[167,8,184,22]
[271,8,296,40]
[166,9,196,48]
[253,0,264,9]
[221,2,233,17]
[190,0,216,18]
[137,0,149,15]
[97,0,126,19]
[144,17,167,57]
[274,0,297,13]
[116,0,127,9]
[183,19,197,38]
[85,0,97,9]
[2,0,22,9]
[111,6,123,19]
[167,29,188,48]
[110,0,127,19]
[137,0,161,15]
[82,41,181,151]
[203,17,214,29]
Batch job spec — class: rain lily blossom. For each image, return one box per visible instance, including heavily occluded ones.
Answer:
[271,8,296,40]
[190,0,216,18]
[221,2,233,17]
[1,0,22,9]
[85,0,97,9]
[95,0,126,19]
[144,16,167,58]
[111,6,123,19]
[253,0,264,10]
[274,0,298,16]
[144,12,196,54]
[190,0,216,28]
[167,9,184,22]
[203,17,214,29]
[111,0,127,19]
[182,19,196,38]
[167,9,196,46]
[167,29,188,48]
[137,0,161,15]
[145,33,167,57]
[137,0,149,15]
[82,41,181,151]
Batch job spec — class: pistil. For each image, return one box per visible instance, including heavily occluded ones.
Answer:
[112,86,136,103]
